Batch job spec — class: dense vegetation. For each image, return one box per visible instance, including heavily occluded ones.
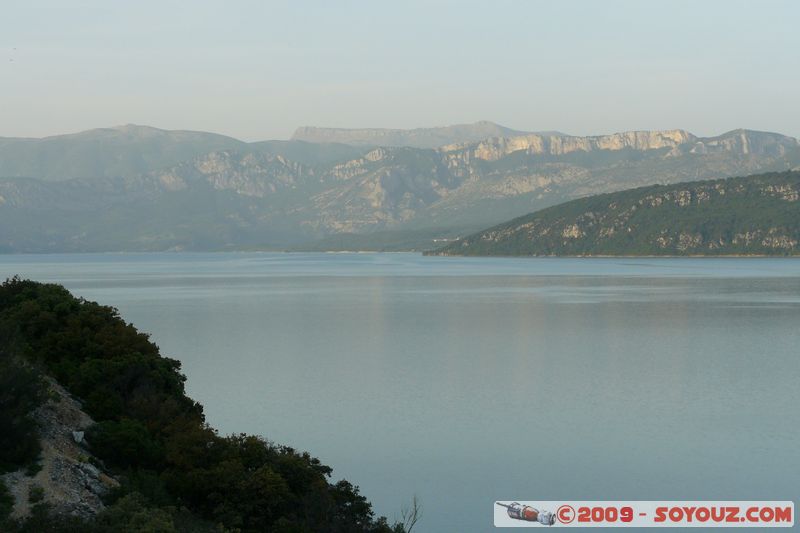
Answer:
[0,278,407,532]
[0,356,44,474]
[427,171,800,256]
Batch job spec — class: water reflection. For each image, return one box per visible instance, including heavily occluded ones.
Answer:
[0,253,798,532]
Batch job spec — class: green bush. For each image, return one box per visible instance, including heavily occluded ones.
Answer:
[86,419,164,469]
[1,503,91,533]
[0,479,13,522]
[28,486,44,504]
[95,493,177,533]
[0,354,43,473]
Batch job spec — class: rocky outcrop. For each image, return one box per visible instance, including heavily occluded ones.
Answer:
[0,378,118,520]
[150,150,310,198]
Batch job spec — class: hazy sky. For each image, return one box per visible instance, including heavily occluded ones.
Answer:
[2,0,799,141]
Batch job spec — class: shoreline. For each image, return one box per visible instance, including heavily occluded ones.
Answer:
[1,249,798,258]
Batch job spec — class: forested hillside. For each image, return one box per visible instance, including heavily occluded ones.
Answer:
[0,278,408,532]
[428,171,800,256]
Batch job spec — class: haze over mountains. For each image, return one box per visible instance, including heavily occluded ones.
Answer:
[290,120,566,148]
[0,122,798,252]
[0,125,364,182]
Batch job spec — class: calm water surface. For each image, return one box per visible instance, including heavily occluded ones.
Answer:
[1,253,798,532]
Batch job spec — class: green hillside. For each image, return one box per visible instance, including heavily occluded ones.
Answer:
[0,279,408,532]
[426,171,800,256]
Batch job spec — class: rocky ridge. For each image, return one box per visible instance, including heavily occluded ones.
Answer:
[442,129,695,160]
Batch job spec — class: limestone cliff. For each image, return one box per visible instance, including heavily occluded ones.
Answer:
[442,129,696,161]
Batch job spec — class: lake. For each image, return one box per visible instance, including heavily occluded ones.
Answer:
[1,253,798,532]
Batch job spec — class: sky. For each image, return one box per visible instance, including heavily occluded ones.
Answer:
[1,0,799,141]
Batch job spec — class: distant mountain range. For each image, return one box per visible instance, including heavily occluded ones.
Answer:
[0,122,798,252]
[426,171,800,256]
[290,120,565,148]
[0,124,364,182]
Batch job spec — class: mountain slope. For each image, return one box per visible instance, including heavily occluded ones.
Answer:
[0,125,246,182]
[0,125,368,183]
[426,171,800,256]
